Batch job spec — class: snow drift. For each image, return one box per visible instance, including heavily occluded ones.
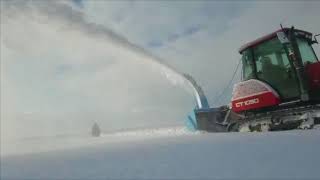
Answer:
[2,129,320,179]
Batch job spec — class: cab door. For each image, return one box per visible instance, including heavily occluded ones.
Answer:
[253,38,300,100]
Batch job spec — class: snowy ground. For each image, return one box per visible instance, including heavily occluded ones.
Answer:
[2,127,320,179]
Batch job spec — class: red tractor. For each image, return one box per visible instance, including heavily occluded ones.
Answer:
[187,27,320,132]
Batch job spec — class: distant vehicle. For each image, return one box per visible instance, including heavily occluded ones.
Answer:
[91,122,101,137]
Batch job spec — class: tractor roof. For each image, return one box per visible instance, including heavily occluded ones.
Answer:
[239,28,312,54]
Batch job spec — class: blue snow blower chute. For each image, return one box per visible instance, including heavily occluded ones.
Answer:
[184,74,229,132]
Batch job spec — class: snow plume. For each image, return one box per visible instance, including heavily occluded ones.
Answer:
[0,1,195,143]
[106,126,198,138]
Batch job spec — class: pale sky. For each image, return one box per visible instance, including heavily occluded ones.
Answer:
[1,0,320,140]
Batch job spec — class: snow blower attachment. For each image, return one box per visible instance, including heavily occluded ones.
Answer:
[186,27,320,132]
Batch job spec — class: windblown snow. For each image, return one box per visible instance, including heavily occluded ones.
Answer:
[2,128,320,179]
[2,1,320,179]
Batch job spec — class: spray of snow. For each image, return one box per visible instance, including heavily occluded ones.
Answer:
[0,1,196,144]
[104,126,200,138]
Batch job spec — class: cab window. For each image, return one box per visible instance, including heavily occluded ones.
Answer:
[253,38,299,100]
[297,38,318,65]
[241,49,254,80]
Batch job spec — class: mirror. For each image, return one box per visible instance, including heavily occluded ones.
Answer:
[312,34,320,44]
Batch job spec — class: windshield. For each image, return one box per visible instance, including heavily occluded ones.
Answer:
[297,38,318,64]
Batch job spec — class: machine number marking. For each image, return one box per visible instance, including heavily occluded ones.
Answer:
[236,98,260,108]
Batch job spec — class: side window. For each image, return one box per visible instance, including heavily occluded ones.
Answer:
[242,50,254,80]
[297,38,318,65]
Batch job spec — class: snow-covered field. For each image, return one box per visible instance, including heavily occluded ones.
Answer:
[2,127,320,179]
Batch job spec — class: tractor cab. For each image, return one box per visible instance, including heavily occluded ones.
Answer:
[188,27,320,133]
[232,28,320,112]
